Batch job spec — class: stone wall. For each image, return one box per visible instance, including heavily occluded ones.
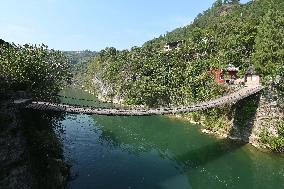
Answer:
[247,93,283,148]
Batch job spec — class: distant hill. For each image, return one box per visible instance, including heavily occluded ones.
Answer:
[76,0,284,107]
[63,50,97,65]
[63,50,97,88]
[143,0,284,56]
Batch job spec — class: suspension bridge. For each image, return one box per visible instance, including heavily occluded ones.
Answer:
[17,85,263,116]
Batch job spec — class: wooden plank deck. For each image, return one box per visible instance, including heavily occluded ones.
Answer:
[24,85,263,116]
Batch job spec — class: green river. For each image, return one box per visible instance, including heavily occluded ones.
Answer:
[57,89,284,189]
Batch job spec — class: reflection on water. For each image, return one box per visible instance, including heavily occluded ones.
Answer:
[59,89,284,189]
[60,115,284,189]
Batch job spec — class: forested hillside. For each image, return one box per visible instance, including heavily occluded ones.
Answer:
[79,0,284,107]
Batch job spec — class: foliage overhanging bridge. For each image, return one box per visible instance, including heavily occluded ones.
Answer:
[18,85,263,116]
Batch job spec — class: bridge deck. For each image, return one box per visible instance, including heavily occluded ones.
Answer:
[24,85,263,116]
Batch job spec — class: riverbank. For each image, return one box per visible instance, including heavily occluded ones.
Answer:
[170,87,284,153]
[0,99,34,188]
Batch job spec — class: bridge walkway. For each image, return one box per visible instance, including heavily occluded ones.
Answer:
[23,85,263,116]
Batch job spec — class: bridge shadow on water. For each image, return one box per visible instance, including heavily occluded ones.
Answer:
[172,139,245,171]
[94,116,253,189]
[163,93,262,189]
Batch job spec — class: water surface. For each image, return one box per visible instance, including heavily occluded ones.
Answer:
[59,89,284,189]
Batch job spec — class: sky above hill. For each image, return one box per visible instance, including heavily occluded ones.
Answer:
[0,0,250,51]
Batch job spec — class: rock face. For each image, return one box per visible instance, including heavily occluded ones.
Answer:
[92,74,124,104]
[216,86,283,150]
[0,100,34,189]
[249,96,283,143]
[0,97,70,189]
[247,87,284,148]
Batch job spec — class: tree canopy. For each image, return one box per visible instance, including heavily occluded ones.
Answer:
[0,41,72,100]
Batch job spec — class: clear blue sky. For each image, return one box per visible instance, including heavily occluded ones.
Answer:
[0,0,250,51]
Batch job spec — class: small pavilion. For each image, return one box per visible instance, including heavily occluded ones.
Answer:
[213,64,239,84]
[244,65,260,85]
[213,64,260,85]
[224,64,239,81]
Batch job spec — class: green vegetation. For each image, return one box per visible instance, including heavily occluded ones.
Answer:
[87,47,225,107]
[201,107,232,133]
[80,0,284,107]
[64,50,97,65]
[252,5,284,82]
[260,120,284,153]
[0,41,72,100]
[64,51,97,88]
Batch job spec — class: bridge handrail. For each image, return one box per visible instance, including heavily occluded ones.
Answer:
[24,85,264,116]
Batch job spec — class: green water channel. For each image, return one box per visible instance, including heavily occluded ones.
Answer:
[58,89,284,189]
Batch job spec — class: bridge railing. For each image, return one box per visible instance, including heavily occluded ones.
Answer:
[24,85,264,115]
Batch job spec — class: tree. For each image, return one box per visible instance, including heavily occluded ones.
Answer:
[213,0,223,8]
[252,7,284,79]
[0,39,5,45]
[0,42,72,100]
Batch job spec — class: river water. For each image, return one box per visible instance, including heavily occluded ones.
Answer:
[58,89,284,189]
